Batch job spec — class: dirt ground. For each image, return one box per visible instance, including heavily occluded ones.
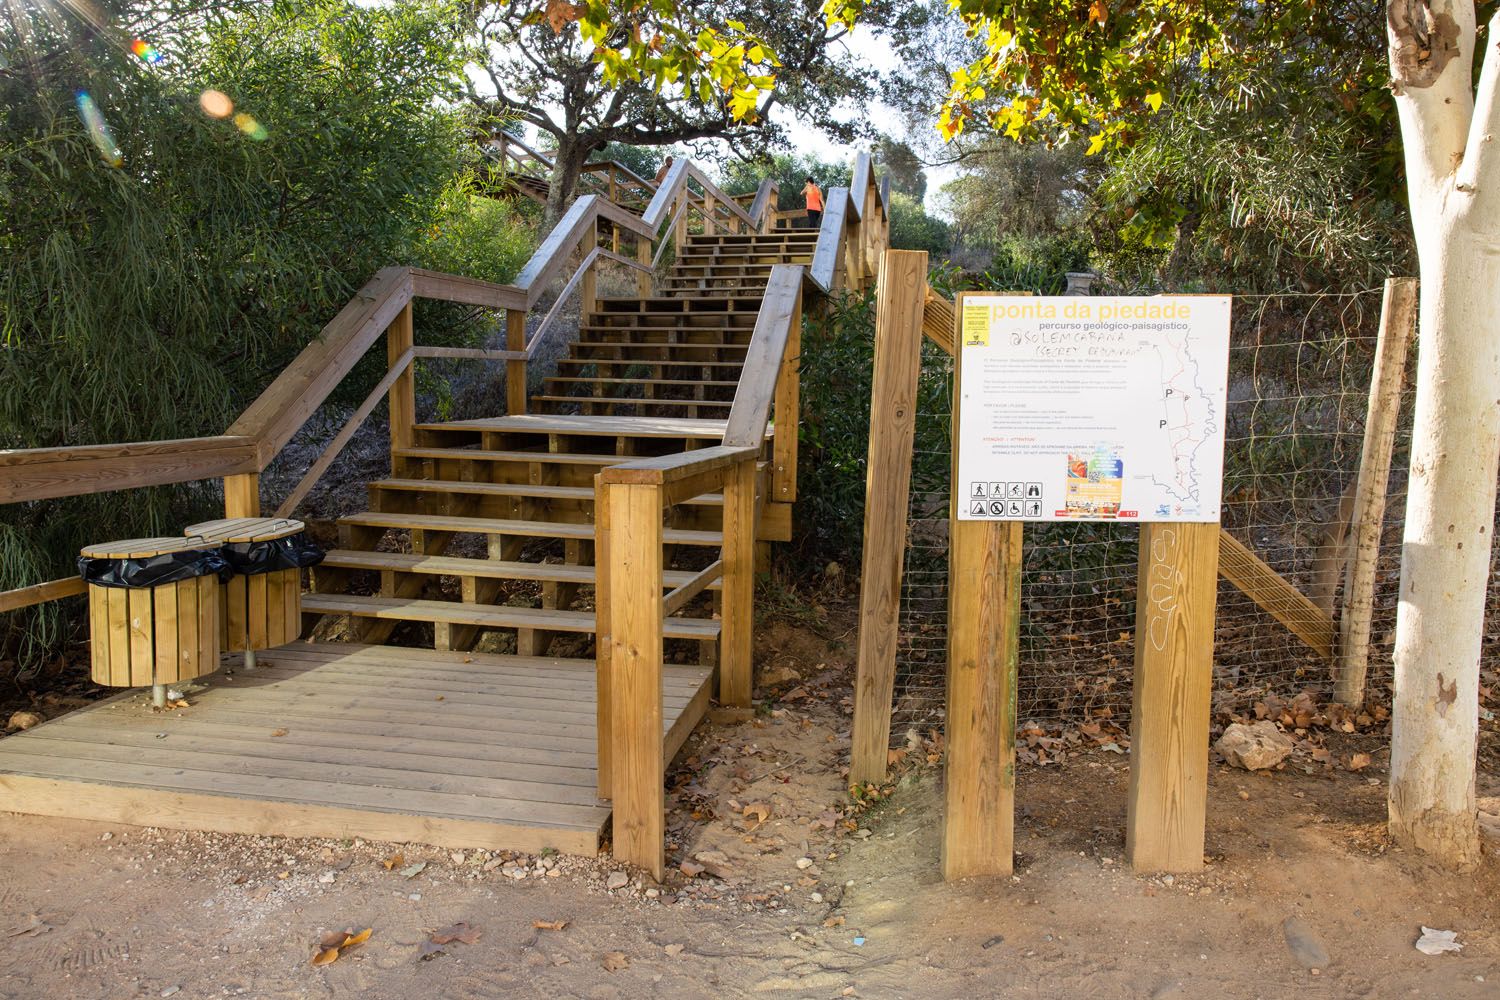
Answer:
[2,612,1498,999]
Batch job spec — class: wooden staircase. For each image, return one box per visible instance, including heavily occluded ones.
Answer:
[0,150,888,877]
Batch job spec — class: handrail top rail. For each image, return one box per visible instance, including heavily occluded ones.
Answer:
[599,444,760,486]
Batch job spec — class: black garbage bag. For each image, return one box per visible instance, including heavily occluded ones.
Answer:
[220,531,325,576]
[78,547,232,590]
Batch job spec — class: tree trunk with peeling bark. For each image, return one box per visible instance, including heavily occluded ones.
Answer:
[1386,0,1500,869]
[545,136,593,225]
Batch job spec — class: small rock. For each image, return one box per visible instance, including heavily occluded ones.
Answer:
[607,871,629,891]
[795,857,814,870]
[810,892,823,903]
[1215,721,1295,770]
[693,850,732,879]
[1283,917,1329,969]
[6,710,42,732]
[100,831,113,842]
[318,872,336,884]
[408,892,421,901]
[450,851,466,865]
[483,857,504,872]
[645,888,660,899]
[679,861,706,878]
[160,988,180,998]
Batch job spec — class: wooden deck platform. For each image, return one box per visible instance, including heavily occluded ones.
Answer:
[0,643,714,856]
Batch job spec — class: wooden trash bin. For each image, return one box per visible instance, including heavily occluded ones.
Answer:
[182,518,322,664]
[78,536,227,693]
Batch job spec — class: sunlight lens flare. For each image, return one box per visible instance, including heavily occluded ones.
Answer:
[74,91,122,167]
[199,89,233,119]
[129,39,162,65]
[233,112,269,142]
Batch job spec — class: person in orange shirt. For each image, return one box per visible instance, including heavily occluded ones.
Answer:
[803,176,823,228]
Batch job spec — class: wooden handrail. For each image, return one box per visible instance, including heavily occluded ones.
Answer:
[809,187,852,292]
[724,266,804,448]
[600,444,760,485]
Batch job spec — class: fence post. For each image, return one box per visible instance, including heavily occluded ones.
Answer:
[1335,277,1418,706]
[606,480,665,880]
[224,473,260,518]
[720,457,757,707]
[506,308,527,415]
[387,302,415,454]
[850,250,929,787]
[1127,522,1220,872]
[762,189,778,235]
[594,473,614,798]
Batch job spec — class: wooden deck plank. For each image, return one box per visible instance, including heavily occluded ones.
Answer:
[336,511,722,547]
[0,644,715,856]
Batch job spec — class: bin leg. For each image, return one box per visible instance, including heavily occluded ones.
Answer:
[243,649,257,671]
[151,684,167,709]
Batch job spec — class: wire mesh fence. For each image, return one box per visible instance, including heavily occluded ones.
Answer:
[889,290,1500,757]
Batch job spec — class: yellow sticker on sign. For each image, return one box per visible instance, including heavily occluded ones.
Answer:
[962,305,990,347]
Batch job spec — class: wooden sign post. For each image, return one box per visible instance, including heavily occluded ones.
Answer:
[942,291,1021,879]
[1126,522,1220,872]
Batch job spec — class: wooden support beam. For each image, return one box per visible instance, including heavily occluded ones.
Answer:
[943,519,1022,879]
[1127,522,1220,873]
[606,482,665,880]
[593,473,613,798]
[1335,276,1417,706]
[851,250,929,787]
[720,458,757,707]
[771,287,802,503]
[387,303,415,455]
[224,473,260,518]
[636,233,653,297]
[506,309,528,415]
[0,577,87,614]
[580,220,599,320]
[1215,529,1334,659]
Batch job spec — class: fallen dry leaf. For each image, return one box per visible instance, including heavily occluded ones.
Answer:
[416,940,446,962]
[1348,752,1373,771]
[742,801,773,830]
[270,728,288,738]
[382,853,404,871]
[429,922,481,946]
[533,919,569,931]
[602,951,630,972]
[311,947,340,967]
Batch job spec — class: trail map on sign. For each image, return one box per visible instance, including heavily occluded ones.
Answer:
[956,295,1231,523]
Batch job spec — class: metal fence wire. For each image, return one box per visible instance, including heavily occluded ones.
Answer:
[889,291,1500,753]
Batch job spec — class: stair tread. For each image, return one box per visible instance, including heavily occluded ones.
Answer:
[557,358,745,368]
[340,511,722,546]
[320,549,721,586]
[395,446,620,465]
[418,414,753,437]
[368,479,725,506]
[303,593,721,639]
[545,377,739,387]
[535,395,733,409]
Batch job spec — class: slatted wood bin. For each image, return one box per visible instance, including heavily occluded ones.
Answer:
[79,537,222,687]
[184,518,309,653]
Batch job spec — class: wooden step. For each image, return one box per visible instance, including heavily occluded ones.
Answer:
[367,478,724,507]
[544,376,739,389]
[417,414,747,439]
[319,549,721,588]
[303,594,721,640]
[338,511,722,547]
[394,446,620,467]
[556,357,745,370]
[534,395,733,411]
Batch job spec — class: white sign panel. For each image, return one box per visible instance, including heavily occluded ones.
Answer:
[956,295,1231,522]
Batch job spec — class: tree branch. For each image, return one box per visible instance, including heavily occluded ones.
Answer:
[1458,9,1500,219]
[1387,0,1477,196]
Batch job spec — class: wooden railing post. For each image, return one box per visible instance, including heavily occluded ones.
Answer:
[580,220,598,320]
[506,308,527,415]
[1127,522,1220,873]
[762,189,778,234]
[771,285,802,504]
[606,480,666,880]
[850,250,929,786]
[594,473,614,797]
[721,457,757,707]
[387,302,415,454]
[674,193,689,248]
[224,473,260,518]
[703,191,717,235]
[637,232,653,297]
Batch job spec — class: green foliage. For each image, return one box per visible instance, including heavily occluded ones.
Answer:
[421,193,538,286]
[887,192,950,256]
[0,0,502,672]
[590,142,668,182]
[720,151,850,212]
[873,136,927,200]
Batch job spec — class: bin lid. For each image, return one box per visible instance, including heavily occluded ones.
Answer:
[80,536,214,559]
[183,517,306,543]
